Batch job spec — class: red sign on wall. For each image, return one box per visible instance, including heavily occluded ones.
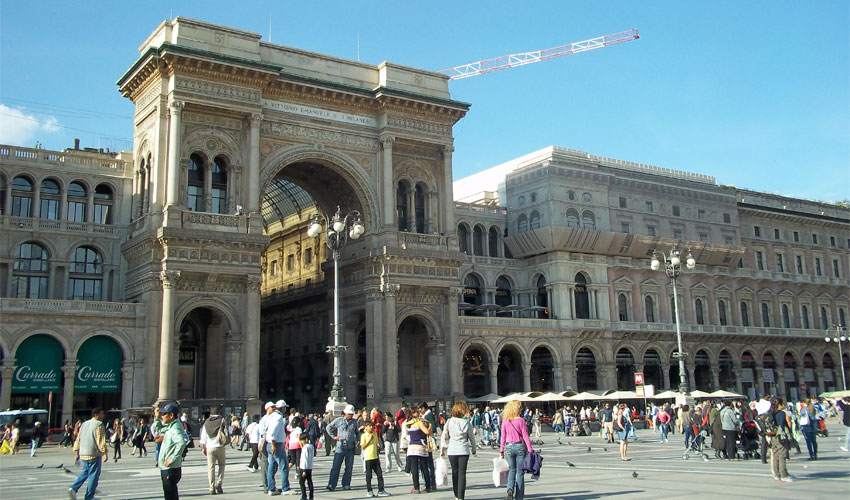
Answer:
[634,372,644,386]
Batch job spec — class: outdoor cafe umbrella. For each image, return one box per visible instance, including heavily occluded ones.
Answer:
[602,390,643,401]
[709,389,746,399]
[567,391,606,401]
[534,392,572,402]
[467,392,502,403]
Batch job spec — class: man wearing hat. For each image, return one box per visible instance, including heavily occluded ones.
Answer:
[326,404,358,491]
[265,399,291,495]
[158,403,189,500]
[256,402,275,492]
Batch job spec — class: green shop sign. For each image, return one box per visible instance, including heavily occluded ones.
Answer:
[75,336,122,393]
[12,334,63,393]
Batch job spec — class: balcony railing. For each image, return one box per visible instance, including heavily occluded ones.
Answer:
[1,215,117,235]
[0,298,144,316]
[0,145,127,170]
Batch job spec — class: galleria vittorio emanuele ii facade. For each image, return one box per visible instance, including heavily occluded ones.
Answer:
[1,17,847,424]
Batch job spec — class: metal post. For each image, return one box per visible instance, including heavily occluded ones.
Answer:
[331,249,343,401]
[838,327,847,391]
[671,274,688,394]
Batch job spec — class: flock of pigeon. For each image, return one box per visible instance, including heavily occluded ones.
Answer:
[553,435,639,479]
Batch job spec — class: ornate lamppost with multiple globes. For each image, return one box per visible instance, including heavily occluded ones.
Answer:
[824,326,848,391]
[651,248,696,395]
[307,206,365,413]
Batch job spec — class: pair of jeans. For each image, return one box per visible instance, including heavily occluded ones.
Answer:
[683,425,695,449]
[69,457,103,500]
[364,458,384,492]
[327,447,354,489]
[424,452,436,488]
[801,427,817,458]
[658,423,668,442]
[448,454,470,500]
[504,442,527,500]
[160,468,182,500]
[384,440,402,471]
[723,429,737,459]
[266,443,290,492]
[30,437,39,457]
[407,455,432,492]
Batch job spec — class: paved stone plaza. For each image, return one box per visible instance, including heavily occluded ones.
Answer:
[2,422,848,499]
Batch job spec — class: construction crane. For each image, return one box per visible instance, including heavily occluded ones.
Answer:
[438,28,639,81]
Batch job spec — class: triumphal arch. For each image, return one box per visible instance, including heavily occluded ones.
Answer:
[118,17,469,412]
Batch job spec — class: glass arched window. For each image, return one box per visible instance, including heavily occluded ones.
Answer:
[457,224,469,254]
[741,302,750,326]
[39,179,60,220]
[695,298,704,325]
[820,307,829,329]
[529,211,540,230]
[761,303,770,327]
[518,214,528,233]
[188,154,205,212]
[473,226,484,256]
[12,242,49,298]
[414,184,426,233]
[530,192,537,203]
[93,184,113,224]
[645,295,655,322]
[518,195,526,207]
[211,157,228,214]
[67,181,87,222]
[581,210,596,230]
[566,208,579,228]
[488,227,500,257]
[840,308,846,328]
[536,276,548,318]
[618,293,629,321]
[69,246,103,301]
[11,176,34,217]
[718,300,727,326]
[495,276,512,316]
[781,304,790,328]
[462,274,482,315]
[575,273,590,319]
[801,305,810,329]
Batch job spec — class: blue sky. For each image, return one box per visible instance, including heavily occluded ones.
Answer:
[1,1,847,202]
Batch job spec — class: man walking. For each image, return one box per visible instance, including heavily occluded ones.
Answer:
[68,407,108,500]
[419,402,438,489]
[200,406,227,495]
[601,403,615,443]
[326,405,358,491]
[158,403,189,500]
[266,399,291,495]
[31,421,45,457]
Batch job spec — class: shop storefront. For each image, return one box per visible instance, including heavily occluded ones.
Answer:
[12,334,63,425]
[73,336,122,421]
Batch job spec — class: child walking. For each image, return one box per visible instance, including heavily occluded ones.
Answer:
[297,434,314,500]
[360,421,390,497]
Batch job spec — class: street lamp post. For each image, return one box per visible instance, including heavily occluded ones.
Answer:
[651,248,695,395]
[824,326,848,391]
[307,206,365,412]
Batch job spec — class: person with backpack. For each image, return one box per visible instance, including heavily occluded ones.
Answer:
[200,406,228,495]
[767,398,794,482]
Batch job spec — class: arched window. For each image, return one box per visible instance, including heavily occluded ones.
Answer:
[695,298,705,325]
[488,227,500,257]
[840,308,847,328]
[0,176,6,215]
[414,184,426,233]
[761,303,770,327]
[69,246,103,301]
[529,211,540,230]
[517,214,528,233]
[495,276,512,317]
[781,304,790,328]
[518,195,526,207]
[536,276,549,318]
[11,176,34,217]
[645,295,655,322]
[718,300,728,326]
[188,154,205,212]
[566,208,579,228]
[93,184,113,224]
[472,225,485,256]
[618,293,629,321]
[462,274,482,315]
[530,192,537,203]
[801,305,810,329]
[581,210,596,230]
[457,224,469,254]
[12,242,49,298]
[211,157,228,214]
[39,179,60,219]
[67,181,87,222]
[575,273,590,319]
[820,306,829,329]
[741,302,750,326]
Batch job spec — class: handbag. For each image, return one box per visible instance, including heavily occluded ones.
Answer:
[426,435,437,453]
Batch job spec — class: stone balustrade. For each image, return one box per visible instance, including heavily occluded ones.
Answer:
[0,298,144,316]
[1,215,117,236]
[0,145,127,170]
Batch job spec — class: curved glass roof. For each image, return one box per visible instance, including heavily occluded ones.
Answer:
[261,178,316,229]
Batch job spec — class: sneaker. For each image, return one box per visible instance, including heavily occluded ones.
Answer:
[781,476,794,483]
[772,476,780,481]
[377,492,391,497]
[397,467,403,473]
[269,490,282,496]
[507,488,514,500]
[68,489,78,500]
[366,492,376,498]
[841,446,849,452]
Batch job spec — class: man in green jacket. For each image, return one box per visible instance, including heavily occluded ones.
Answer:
[158,404,188,500]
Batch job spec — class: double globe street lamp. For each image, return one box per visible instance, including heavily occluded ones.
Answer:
[307,206,365,410]
[824,326,848,391]
[651,248,696,395]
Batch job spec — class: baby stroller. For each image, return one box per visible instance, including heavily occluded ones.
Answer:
[682,428,710,461]
[738,421,760,460]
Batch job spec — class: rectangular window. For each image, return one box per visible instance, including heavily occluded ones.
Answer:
[646,201,654,212]
[286,254,295,271]
[699,233,709,243]
[723,213,731,223]
[187,186,203,212]
[11,195,32,217]
[812,233,818,244]
[68,278,102,301]
[830,236,836,247]
[698,209,705,220]
[776,254,784,273]
[67,201,86,222]
[756,251,764,271]
[725,236,734,245]
[834,260,841,278]
[211,188,226,214]
[673,229,683,240]
[621,222,631,234]
[774,228,780,240]
[672,205,680,216]
[815,258,822,276]
[39,198,59,220]
[793,231,799,242]
[738,258,744,269]
[305,248,313,266]
[270,260,278,276]
[796,255,803,274]
[12,275,48,298]
[754,226,761,237]
[619,196,627,208]
[93,204,112,224]
[647,225,656,237]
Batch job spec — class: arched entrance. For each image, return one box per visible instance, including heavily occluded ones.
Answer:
[616,348,636,390]
[643,349,663,389]
[530,347,554,392]
[694,350,712,391]
[497,346,523,394]
[462,274,483,316]
[762,353,777,396]
[718,350,736,391]
[463,347,490,397]
[74,336,123,420]
[576,347,597,391]
[574,273,590,319]
[13,334,64,426]
[397,317,430,398]
[741,351,757,399]
[178,307,232,399]
[495,276,512,318]
[783,352,798,400]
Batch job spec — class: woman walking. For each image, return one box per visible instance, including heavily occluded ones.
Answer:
[616,404,631,461]
[382,412,403,473]
[403,408,433,494]
[440,401,477,500]
[799,398,818,460]
[770,398,794,482]
[500,400,534,500]
[133,417,149,457]
[532,409,542,439]
[229,415,242,448]
[109,418,124,462]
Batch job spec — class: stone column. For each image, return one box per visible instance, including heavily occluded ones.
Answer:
[795,367,806,397]
[0,360,15,412]
[203,161,213,212]
[32,186,41,218]
[687,366,697,392]
[61,362,76,426]
[816,364,826,394]
[775,370,786,398]
[522,362,532,392]
[383,284,399,397]
[489,361,500,395]
[247,113,262,213]
[754,364,765,397]
[364,288,383,403]
[380,136,395,228]
[604,363,617,391]
[86,190,95,225]
[121,364,134,410]
[224,334,243,398]
[661,363,671,390]
[554,363,565,390]
[243,275,262,399]
[711,369,720,392]
[445,287,463,395]
[441,146,455,235]
[165,101,184,206]
[157,270,180,403]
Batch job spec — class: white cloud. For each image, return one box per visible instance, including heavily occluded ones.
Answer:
[0,104,60,146]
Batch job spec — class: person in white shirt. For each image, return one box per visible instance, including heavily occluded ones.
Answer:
[257,402,274,491]
[266,399,291,495]
[246,415,261,472]
[199,407,227,495]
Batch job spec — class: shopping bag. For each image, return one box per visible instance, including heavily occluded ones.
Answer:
[0,440,11,455]
[492,457,509,487]
[435,457,448,486]
[316,437,323,450]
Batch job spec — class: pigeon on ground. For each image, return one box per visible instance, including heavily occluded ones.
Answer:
[567,441,573,446]
[36,464,44,469]
[603,447,608,452]
[632,471,639,479]
[557,436,562,445]
[586,447,592,453]
[64,467,73,474]
[54,463,64,468]
[566,461,576,468]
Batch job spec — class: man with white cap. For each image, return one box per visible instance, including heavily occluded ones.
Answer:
[326,404,358,492]
[257,402,275,492]
[265,399,291,495]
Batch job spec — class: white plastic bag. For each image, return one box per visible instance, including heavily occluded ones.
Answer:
[492,457,509,487]
[435,457,448,486]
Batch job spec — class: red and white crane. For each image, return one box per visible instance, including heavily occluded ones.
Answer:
[438,28,639,81]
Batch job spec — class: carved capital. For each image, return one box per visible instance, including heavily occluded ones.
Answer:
[1,365,15,379]
[122,366,134,379]
[246,275,263,290]
[160,270,182,289]
[441,145,455,158]
[380,135,395,149]
[249,113,264,127]
[62,365,78,378]
[382,283,400,298]
[169,100,186,115]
